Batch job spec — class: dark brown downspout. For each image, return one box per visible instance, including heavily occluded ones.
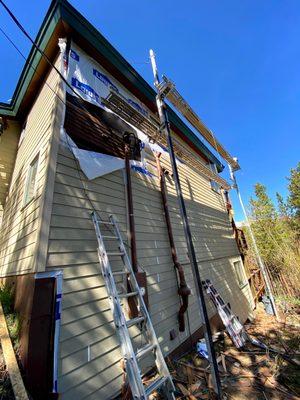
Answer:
[124,142,138,273]
[123,133,149,318]
[155,153,191,331]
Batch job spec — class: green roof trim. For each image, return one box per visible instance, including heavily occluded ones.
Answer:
[0,0,224,171]
[0,0,62,116]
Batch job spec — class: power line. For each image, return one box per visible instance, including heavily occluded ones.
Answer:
[0,26,67,108]
[0,19,135,249]
[1,1,196,342]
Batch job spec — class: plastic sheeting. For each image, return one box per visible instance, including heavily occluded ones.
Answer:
[67,43,176,163]
[72,148,125,180]
[60,129,153,180]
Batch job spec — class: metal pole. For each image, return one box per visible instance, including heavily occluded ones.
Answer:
[150,49,222,399]
[228,165,279,320]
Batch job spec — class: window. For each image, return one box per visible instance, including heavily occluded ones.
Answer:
[233,260,247,287]
[209,163,221,193]
[24,154,39,206]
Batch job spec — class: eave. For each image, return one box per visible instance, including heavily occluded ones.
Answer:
[0,0,224,171]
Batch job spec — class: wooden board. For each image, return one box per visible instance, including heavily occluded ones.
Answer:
[0,301,29,400]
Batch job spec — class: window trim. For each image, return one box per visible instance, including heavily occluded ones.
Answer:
[232,259,248,288]
[22,153,40,208]
[209,162,221,194]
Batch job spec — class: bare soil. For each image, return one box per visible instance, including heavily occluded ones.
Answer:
[166,303,300,400]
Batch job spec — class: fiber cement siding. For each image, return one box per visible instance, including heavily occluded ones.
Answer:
[50,144,253,399]
[0,58,61,277]
[0,120,20,223]
[47,145,126,399]
[160,151,253,323]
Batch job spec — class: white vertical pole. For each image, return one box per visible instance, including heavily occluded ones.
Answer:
[229,164,279,320]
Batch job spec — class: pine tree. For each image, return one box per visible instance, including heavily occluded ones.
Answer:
[287,162,300,233]
[249,183,278,265]
[276,192,289,218]
[247,175,300,297]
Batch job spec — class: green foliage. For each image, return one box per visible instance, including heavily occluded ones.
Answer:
[0,284,20,346]
[0,284,14,314]
[276,192,289,218]
[287,161,300,231]
[247,163,300,297]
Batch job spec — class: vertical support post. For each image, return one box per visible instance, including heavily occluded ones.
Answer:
[228,165,279,320]
[150,49,222,399]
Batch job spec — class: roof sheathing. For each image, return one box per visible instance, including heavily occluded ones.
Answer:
[0,0,224,171]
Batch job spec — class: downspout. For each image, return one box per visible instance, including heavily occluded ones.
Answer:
[155,153,191,331]
[124,140,138,273]
[123,133,150,317]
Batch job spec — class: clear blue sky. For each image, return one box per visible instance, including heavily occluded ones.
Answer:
[1,0,299,220]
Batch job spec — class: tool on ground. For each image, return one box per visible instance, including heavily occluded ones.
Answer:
[92,212,175,399]
[202,279,247,348]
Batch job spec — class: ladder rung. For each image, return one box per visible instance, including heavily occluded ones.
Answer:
[96,220,114,225]
[107,252,125,256]
[102,235,118,239]
[126,316,144,328]
[112,271,128,276]
[136,343,156,360]
[145,376,168,396]
[119,291,138,299]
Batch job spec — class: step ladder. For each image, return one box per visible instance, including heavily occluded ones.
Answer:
[91,212,176,400]
[202,279,247,348]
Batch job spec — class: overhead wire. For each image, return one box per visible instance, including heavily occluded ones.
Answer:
[0,2,204,338]
[0,22,126,242]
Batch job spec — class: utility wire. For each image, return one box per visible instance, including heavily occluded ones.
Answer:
[1,2,197,337]
[0,21,126,242]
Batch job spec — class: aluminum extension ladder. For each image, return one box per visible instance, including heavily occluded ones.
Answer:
[202,279,247,348]
[91,212,175,400]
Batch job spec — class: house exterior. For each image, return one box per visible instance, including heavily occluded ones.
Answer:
[0,1,254,399]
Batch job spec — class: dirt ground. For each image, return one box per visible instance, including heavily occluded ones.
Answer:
[0,345,14,400]
[166,303,300,400]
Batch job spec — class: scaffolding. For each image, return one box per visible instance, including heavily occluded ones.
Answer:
[156,76,240,171]
[102,91,231,190]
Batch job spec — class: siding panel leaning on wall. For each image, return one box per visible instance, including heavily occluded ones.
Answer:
[0,57,62,277]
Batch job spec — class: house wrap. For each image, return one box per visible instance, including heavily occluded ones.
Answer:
[0,1,254,398]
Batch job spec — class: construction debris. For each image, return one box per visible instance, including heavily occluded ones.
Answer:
[144,303,299,399]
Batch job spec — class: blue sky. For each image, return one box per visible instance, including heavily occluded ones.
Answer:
[1,0,299,220]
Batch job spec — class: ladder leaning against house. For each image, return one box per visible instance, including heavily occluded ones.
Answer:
[91,212,175,400]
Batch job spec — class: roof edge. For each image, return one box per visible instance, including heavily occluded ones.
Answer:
[0,0,224,171]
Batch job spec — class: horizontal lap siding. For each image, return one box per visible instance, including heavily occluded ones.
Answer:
[131,157,186,353]
[0,120,20,221]
[161,154,253,325]
[0,59,61,277]
[50,143,252,399]
[47,145,126,399]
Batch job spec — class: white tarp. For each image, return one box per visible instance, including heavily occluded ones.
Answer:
[61,129,153,180]
[72,148,125,180]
